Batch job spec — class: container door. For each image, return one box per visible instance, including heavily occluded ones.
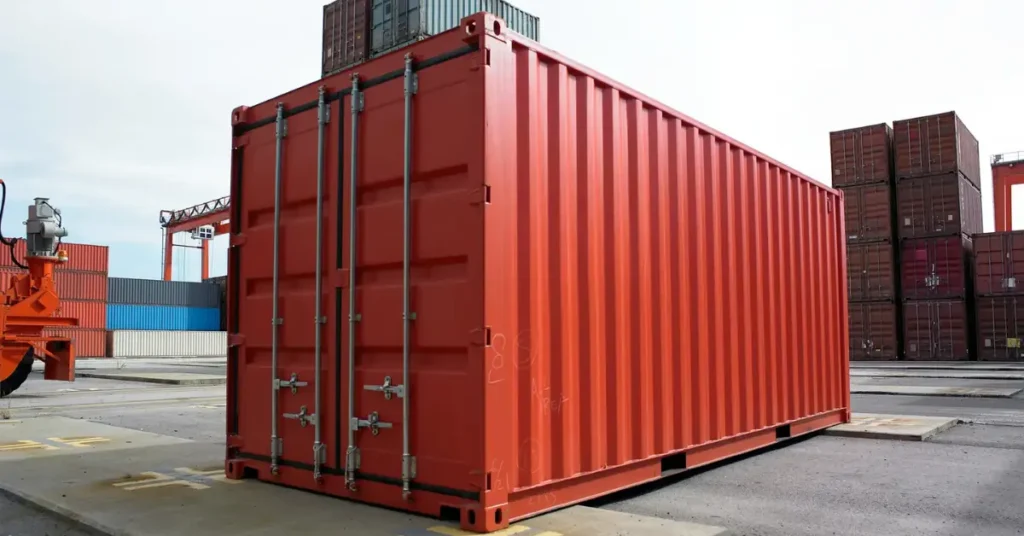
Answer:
[1010,233,1024,292]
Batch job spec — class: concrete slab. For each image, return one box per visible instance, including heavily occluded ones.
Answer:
[825,413,958,441]
[74,371,227,386]
[850,369,1024,380]
[851,362,1024,371]
[850,385,1022,398]
[0,421,728,536]
[0,416,190,461]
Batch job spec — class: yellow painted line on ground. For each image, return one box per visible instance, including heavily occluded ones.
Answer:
[0,440,58,452]
[175,467,241,484]
[427,525,532,536]
[112,472,209,491]
[533,532,562,536]
[0,420,21,425]
[48,436,111,448]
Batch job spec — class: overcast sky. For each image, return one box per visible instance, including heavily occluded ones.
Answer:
[1,0,1022,279]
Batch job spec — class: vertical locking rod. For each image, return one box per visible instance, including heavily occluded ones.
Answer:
[401,53,417,500]
[270,103,285,475]
[313,87,328,480]
[345,74,363,491]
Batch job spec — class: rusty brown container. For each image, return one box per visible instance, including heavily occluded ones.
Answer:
[843,183,895,244]
[903,299,971,361]
[848,242,897,302]
[896,172,982,240]
[974,231,1024,296]
[901,235,972,300]
[0,240,108,273]
[848,301,900,361]
[893,111,981,188]
[976,296,1024,361]
[322,0,371,77]
[830,123,893,187]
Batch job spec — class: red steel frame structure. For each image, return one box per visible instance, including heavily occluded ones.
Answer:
[992,152,1024,231]
[159,196,230,281]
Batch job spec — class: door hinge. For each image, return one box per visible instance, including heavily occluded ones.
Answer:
[364,376,405,400]
[351,412,393,435]
[275,373,308,394]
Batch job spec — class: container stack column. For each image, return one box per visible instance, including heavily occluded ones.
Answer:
[830,124,902,361]
[972,230,1024,361]
[106,278,225,357]
[893,111,983,361]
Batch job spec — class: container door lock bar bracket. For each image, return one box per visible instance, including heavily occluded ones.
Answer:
[351,412,392,436]
[275,373,308,394]
[364,375,405,400]
[283,405,317,428]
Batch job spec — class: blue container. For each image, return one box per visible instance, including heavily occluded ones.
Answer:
[106,304,221,331]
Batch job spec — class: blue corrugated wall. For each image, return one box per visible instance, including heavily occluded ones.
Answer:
[106,304,221,331]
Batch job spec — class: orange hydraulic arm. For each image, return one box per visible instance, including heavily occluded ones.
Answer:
[0,186,77,397]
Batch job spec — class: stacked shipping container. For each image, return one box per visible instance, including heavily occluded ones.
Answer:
[894,111,981,361]
[0,241,109,357]
[105,277,226,358]
[973,231,1024,361]
[830,124,901,360]
[321,0,540,77]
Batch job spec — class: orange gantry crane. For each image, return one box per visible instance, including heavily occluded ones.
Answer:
[0,182,77,397]
[159,196,230,281]
[992,152,1024,231]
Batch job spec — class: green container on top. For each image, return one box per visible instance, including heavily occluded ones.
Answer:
[370,0,540,57]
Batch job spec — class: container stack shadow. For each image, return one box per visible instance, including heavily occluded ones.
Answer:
[830,123,902,361]
[894,111,982,361]
[972,229,1024,361]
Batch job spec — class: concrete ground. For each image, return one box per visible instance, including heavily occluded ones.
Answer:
[2,358,1024,535]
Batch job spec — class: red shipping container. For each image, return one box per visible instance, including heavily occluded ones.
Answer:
[901,236,972,300]
[830,123,893,187]
[974,231,1024,296]
[42,328,106,358]
[51,300,106,330]
[842,183,895,244]
[848,302,900,361]
[0,240,108,273]
[893,111,981,188]
[0,268,107,301]
[903,299,971,361]
[975,296,1024,361]
[896,172,982,240]
[847,242,897,302]
[225,14,850,532]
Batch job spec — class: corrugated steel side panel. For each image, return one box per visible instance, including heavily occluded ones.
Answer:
[974,231,1024,296]
[322,0,371,77]
[370,0,540,57]
[896,172,982,240]
[893,111,981,188]
[843,183,895,244]
[52,300,106,330]
[106,330,227,358]
[0,268,108,301]
[107,278,221,308]
[848,242,897,302]
[976,296,1024,361]
[106,304,221,331]
[903,299,971,361]
[43,328,107,357]
[0,241,108,272]
[901,236,972,299]
[227,18,848,531]
[485,30,849,499]
[830,123,893,187]
[848,301,900,361]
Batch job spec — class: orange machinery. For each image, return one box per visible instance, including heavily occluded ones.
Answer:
[159,196,229,281]
[992,152,1024,231]
[0,184,77,397]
